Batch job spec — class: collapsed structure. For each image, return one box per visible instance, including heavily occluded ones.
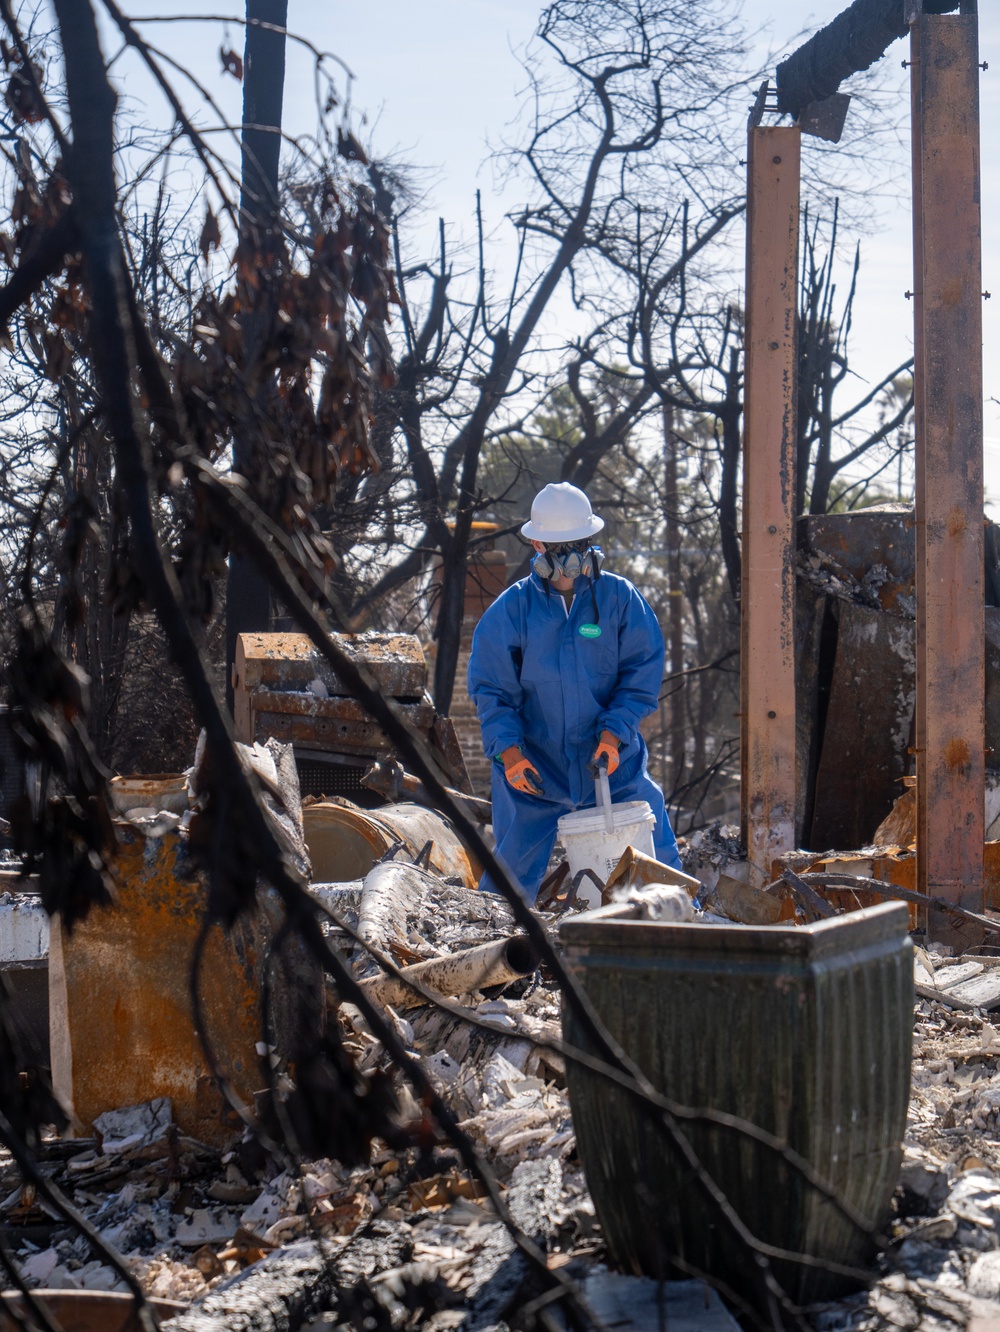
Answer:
[0,0,996,1327]
[741,0,986,953]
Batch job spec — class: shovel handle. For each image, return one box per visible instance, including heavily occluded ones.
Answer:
[597,766,614,836]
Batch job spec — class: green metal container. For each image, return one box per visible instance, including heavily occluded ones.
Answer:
[559,902,912,1307]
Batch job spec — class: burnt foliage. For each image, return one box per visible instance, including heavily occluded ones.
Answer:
[0,26,397,928]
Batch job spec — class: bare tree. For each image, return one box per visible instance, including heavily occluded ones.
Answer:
[346,0,749,714]
[797,207,913,517]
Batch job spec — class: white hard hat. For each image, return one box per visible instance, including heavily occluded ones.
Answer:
[520,483,605,544]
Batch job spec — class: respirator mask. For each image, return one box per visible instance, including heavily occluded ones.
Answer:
[532,539,605,581]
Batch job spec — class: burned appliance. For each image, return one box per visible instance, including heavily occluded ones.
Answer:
[233,632,472,801]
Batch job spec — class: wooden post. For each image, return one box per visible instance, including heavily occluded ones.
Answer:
[910,7,985,948]
[741,123,800,884]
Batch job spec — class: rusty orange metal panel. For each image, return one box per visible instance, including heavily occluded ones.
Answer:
[985,842,1000,912]
[741,125,801,884]
[49,827,281,1144]
[255,710,390,753]
[774,843,1000,929]
[251,696,436,754]
[251,692,436,726]
[772,848,921,927]
[910,13,985,948]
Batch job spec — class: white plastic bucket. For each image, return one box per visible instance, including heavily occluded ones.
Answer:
[557,800,656,906]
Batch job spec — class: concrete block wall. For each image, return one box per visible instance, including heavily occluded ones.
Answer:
[451,640,492,798]
[428,538,509,801]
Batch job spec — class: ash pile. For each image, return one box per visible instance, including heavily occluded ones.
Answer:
[0,735,620,1330]
[14,735,1000,1330]
[807,960,1000,1332]
[1,989,589,1324]
[16,988,1000,1332]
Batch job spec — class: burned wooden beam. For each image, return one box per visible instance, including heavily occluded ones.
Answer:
[909,7,985,949]
[776,0,961,122]
[740,122,800,882]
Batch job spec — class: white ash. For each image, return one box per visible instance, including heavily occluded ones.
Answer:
[94,1097,173,1157]
[610,882,693,921]
[682,822,745,894]
[354,861,516,972]
[43,877,1000,1324]
[811,995,1000,1329]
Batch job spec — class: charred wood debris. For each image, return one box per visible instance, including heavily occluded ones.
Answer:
[2,761,1000,1332]
[7,519,1000,1327]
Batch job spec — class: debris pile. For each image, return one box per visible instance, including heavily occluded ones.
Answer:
[15,736,1000,1327]
[1,1000,592,1316]
[809,966,1000,1330]
[0,819,601,1320]
[23,938,1000,1328]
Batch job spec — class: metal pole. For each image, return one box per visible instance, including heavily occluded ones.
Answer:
[663,403,685,790]
[225,0,289,711]
[910,5,985,948]
[741,121,800,884]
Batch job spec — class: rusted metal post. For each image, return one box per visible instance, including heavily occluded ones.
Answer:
[741,120,800,884]
[910,5,985,947]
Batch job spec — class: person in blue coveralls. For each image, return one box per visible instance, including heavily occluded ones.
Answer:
[467,482,682,902]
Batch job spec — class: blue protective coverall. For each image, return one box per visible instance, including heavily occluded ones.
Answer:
[467,569,681,900]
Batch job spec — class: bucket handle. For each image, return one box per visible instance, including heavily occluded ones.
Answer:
[568,866,606,909]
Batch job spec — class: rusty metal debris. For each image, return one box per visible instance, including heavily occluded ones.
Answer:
[233,632,472,800]
[6,775,1000,1329]
[602,845,701,903]
[303,800,479,887]
[0,0,995,1322]
[0,1289,185,1329]
[48,738,321,1147]
[361,757,492,824]
[12,975,1000,1327]
[12,687,1000,1327]
[0,865,592,1318]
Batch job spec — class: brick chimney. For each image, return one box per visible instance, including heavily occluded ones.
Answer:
[433,523,509,797]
